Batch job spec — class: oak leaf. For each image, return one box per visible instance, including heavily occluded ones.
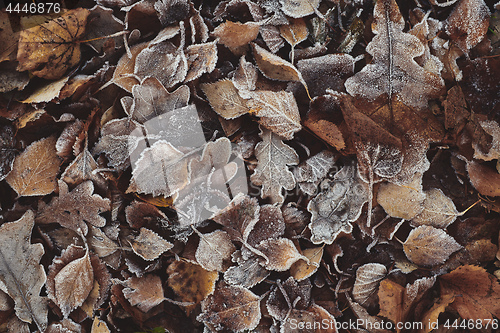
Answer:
[344,0,444,109]
[250,128,299,203]
[36,180,111,235]
[197,284,261,332]
[440,265,500,321]
[403,225,462,266]
[17,9,90,80]
[5,136,60,197]
[0,211,48,331]
[128,228,173,261]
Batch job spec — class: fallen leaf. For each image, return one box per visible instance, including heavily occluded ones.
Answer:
[403,225,462,266]
[440,265,500,321]
[184,41,218,82]
[154,0,190,26]
[0,124,16,182]
[36,180,111,235]
[197,284,261,332]
[111,42,148,92]
[0,211,47,331]
[87,226,119,258]
[167,260,218,315]
[420,294,455,333]
[61,145,107,191]
[344,0,444,109]
[378,279,404,327]
[280,18,308,48]
[17,9,91,79]
[201,79,250,119]
[247,204,285,246]
[294,150,337,196]
[91,317,110,333]
[280,0,321,18]
[213,21,260,53]
[466,160,500,197]
[377,173,426,220]
[122,274,164,312]
[224,255,270,288]
[250,128,299,203]
[20,75,70,104]
[352,263,387,306]
[290,246,324,281]
[128,228,173,261]
[266,277,311,321]
[256,237,306,271]
[195,230,236,272]
[410,188,459,228]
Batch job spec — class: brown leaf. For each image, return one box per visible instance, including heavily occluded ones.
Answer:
[352,263,387,306]
[232,56,258,96]
[466,160,500,197]
[377,173,426,220]
[122,274,164,312]
[0,124,16,182]
[196,230,236,272]
[17,9,90,79]
[184,41,218,82]
[344,0,444,109]
[294,150,337,196]
[440,265,500,320]
[420,294,455,333]
[213,21,260,53]
[201,79,250,119]
[255,238,306,271]
[0,12,19,62]
[111,42,148,93]
[128,228,173,261]
[280,18,308,47]
[88,226,119,258]
[446,0,490,54]
[91,317,110,333]
[167,260,218,315]
[247,204,285,247]
[36,180,111,235]
[223,255,270,288]
[197,284,261,332]
[6,136,60,197]
[280,0,321,18]
[0,211,47,331]
[247,90,302,140]
[52,249,94,317]
[443,85,469,130]
[403,225,462,266]
[266,277,311,321]
[378,279,404,327]
[290,246,324,281]
[61,145,107,191]
[20,75,70,104]
[410,188,459,228]
[251,128,299,203]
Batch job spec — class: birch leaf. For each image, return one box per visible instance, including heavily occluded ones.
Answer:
[250,128,299,203]
[0,211,47,331]
[129,228,173,261]
[201,79,250,119]
[256,238,306,271]
[279,0,321,18]
[352,263,387,306]
[290,246,324,281]
[344,0,444,109]
[195,230,236,272]
[410,188,459,228]
[122,274,164,312]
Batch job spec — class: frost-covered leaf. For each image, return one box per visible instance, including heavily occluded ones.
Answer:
[110,42,147,92]
[255,238,306,271]
[403,226,462,266]
[250,128,299,203]
[201,79,250,119]
[184,41,218,82]
[279,0,321,18]
[154,0,189,26]
[213,21,260,53]
[307,163,369,244]
[290,246,324,281]
[122,274,164,312]
[61,145,107,190]
[294,150,337,196]
[352,263,387,306]
[198,284,261,332]
[0,211,47,331]
[0,124,16,182]
[473,120,500,161]
[224,256,270,288]
[247,90,301,140]
[128,228,173,261]
[377,173,426,220]
[411,188,459,228]
[344,0,444,109]
[36,181,110,235]
[87,226,119,258]
[247,205,285,246]
[6,136,60,197]
[196,230,236,272]
[266,277,311,321]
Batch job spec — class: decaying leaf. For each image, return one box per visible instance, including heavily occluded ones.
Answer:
[255,238,306,271]
[250,128,299,203]
[128,228,173,261]
[344,0,444,109]
[197,284,261,332]
[122,274,164,312]
[17,9,91,79]
[352,263,387,306]
[0,211,47,331]
[403,225,462,266]
[201,79,250,119]
[195,230,236,272]
[6,136,60,197]
[36,181,111,235]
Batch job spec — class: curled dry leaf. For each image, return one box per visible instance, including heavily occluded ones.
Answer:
[352,263,387,306]
[5,136,60,197]
[36,181,111,236]
[344,0,444,109]
[111,42,148,92]
[197,284,261,332]
[255,237,306,271]
[195,230,236,272]
[290,246,324,281]
[17,9,90,79]
[122,274,164,312]
[0,211,47,331]
[439,265,500,321]
[250,128,299,203]
[128,228,173,261]
[167,260,218,315]
[201,79,250,119]
[403,225,462,266]
[279,18,308,48]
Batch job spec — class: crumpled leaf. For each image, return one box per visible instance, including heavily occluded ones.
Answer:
[344,0,444,109]
[0,124,16,182]
[167,260,218,316]
[352,263,387,306]
[128,228,173,261]
[247,90,302,140]
[197,284,261,332]
[0,211,47,331]
[17,9,90,79]
[294,150,337,196]
[446,0,490,54]
[5,136,60,197]
[195,230,236,272]
[403,225,462,266]
[122,274,164,312]
[410,188,459,228]
[307,163,369,244]
[255,238,306,271]
[439,265,500,321]
[201,79,250,119]
[36,180,111,235]
[250,128,299,203]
